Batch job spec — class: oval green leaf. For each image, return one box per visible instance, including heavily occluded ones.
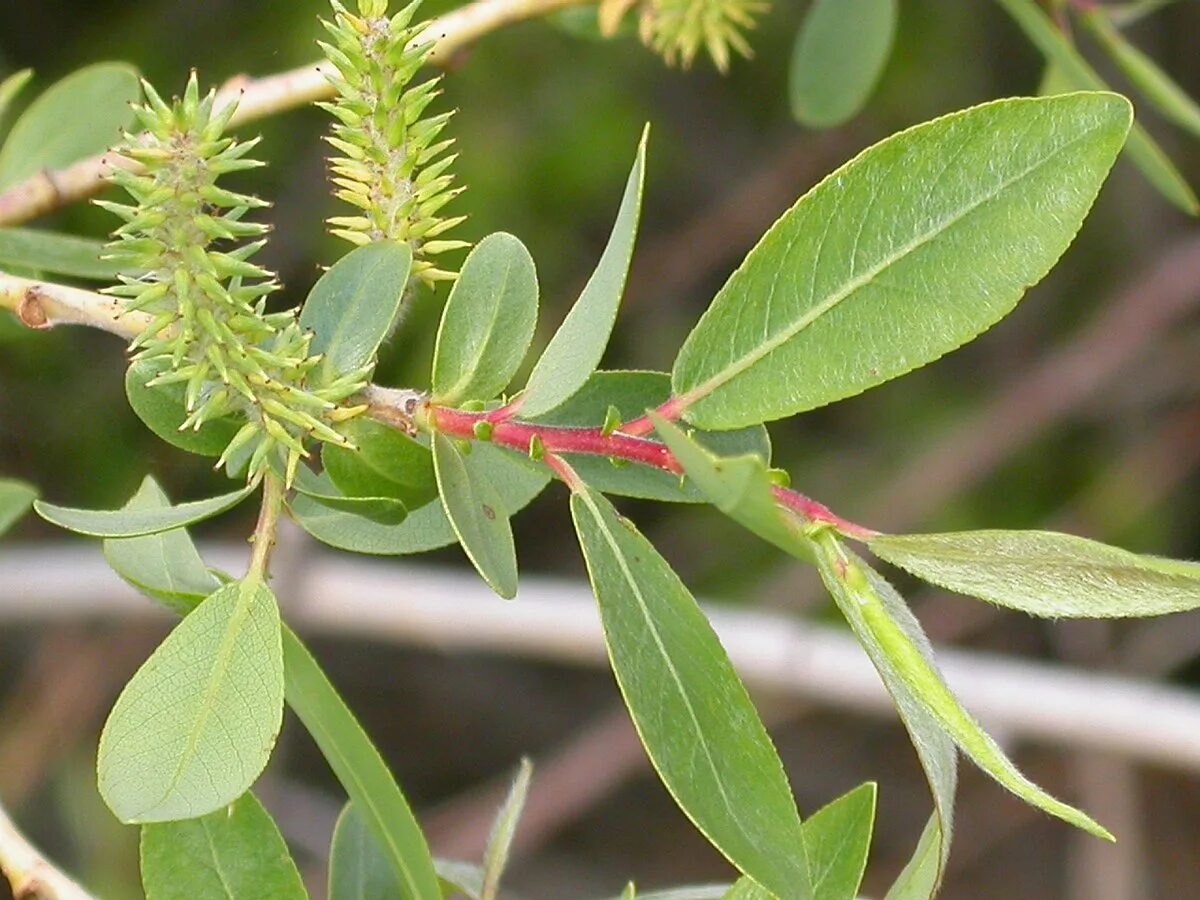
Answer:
[102,477,221,614]
[322,418,437,509]
[300,241,412,384]
[536,371,769,503]
[869,529,1200,618]
[0,228,118,280]
[431,233,538,405]
[0,62,139,190]
[98,579,284,823]
[570,486,812,899]
[126,358,243,458]
[140,792,307,900]
[672,92,1133,429]
[283,632,441,900]
[36,480,255,538]
[0,477,37,538]
[432,432,519,599]
[517,128,647,417]
[789,0,897,128]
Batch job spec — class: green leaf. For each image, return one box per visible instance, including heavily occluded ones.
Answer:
[431,233,539,405]
[0,68,33,136]
[869,529,1200,618]
[1083,9,1200,139]
[435,860,485,899]
[722,881,770,900]
[0,477,37,538]
[432,433,520,599]
[536,371,769,503]
[289,443,549,556]
[284,631,441,900]
[993,0,1198,214]
[36,481,255,538]
[0,62,139,191]
[672,92,1132,429]
[813,533,1110,840]
[140,792,307,900]
[883,816,941,900]
[323,417,438,509]
[0,228,118,280]
[329,803,403,900]
[293,467,409,526]
[98,579,284,823]
[803,783,876,900]
[481,758,532,900]
[126,358,243,458]
[102,477,221,614]
[570,486,812,899]
[517,130,647,417]
[789,0,897,128]
[300,241,412,384]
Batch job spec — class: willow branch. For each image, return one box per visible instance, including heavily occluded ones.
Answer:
[0,801,93,900]
[0,272,150,338]
[0,0,592,227]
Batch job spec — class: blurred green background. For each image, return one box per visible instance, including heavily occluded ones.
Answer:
[2,1,1199,898]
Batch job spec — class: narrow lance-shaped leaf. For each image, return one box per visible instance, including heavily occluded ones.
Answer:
[140,792,307,900]
[0,477,37,537]
[992,0,1197,214]
[672,92,1133,430]
[98,578,284,823]
[0,228,118,280]
[36,480,256,538]
[284,631,442,900]
[0,62,140,190]
[432,433,519,599]
[813,533,1111,840]
[802,782,876,900]
[102,477,221,614]
[789,0,897,128]
[0,68,33,135]
[300,241,412,385]
[328,803,406,900]
[884,816,942,900]
[869,529,1200,618]
[1082,9,1200,139]
[431,232,538,405]
[292,467,409,526]
[481,758,533,900]
[570,485,812,899]
[517,128,648,417]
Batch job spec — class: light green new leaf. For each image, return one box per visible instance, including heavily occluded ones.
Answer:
[300,241,412,384]
[1083,10,1200,139]
[0,69,33,136]
[481,758,533,900]
[789,0,897,128]
[813,533,1110,841]
[0,477,37,537]
[323,418,437,509]
[518,129,647,417]
[0,228,118,280]
[433,433,519,598]
[884,816,942,900]
[869,529,1200,618]
[537,372,769,503]
[98,579,284,822]
[432,233,538,405]
[993,0,1197,213]
[284,632,441,900]
[36,481,255,538]
[673,92,1132,429]
[0,62,139,191]
[290,443,549,556]
[803,783,876,900]
[292,468,409,526]
[436,860,486,899]
[126,359,243,458]
[140,792,307,900]
[103,477,221,614]
[570,486,812,899]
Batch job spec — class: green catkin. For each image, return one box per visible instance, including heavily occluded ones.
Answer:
[101,72,368,484]
[616,0,768,72]
[318,0,469,285]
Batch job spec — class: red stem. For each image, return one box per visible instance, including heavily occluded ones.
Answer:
[427,403,879,540]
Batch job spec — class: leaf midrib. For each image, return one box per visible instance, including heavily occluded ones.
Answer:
[684,122,1105,405]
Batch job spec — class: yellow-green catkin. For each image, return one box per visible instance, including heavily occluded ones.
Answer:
[318,0,468,285]
[100,73,369,483]
[601,0,768,72]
